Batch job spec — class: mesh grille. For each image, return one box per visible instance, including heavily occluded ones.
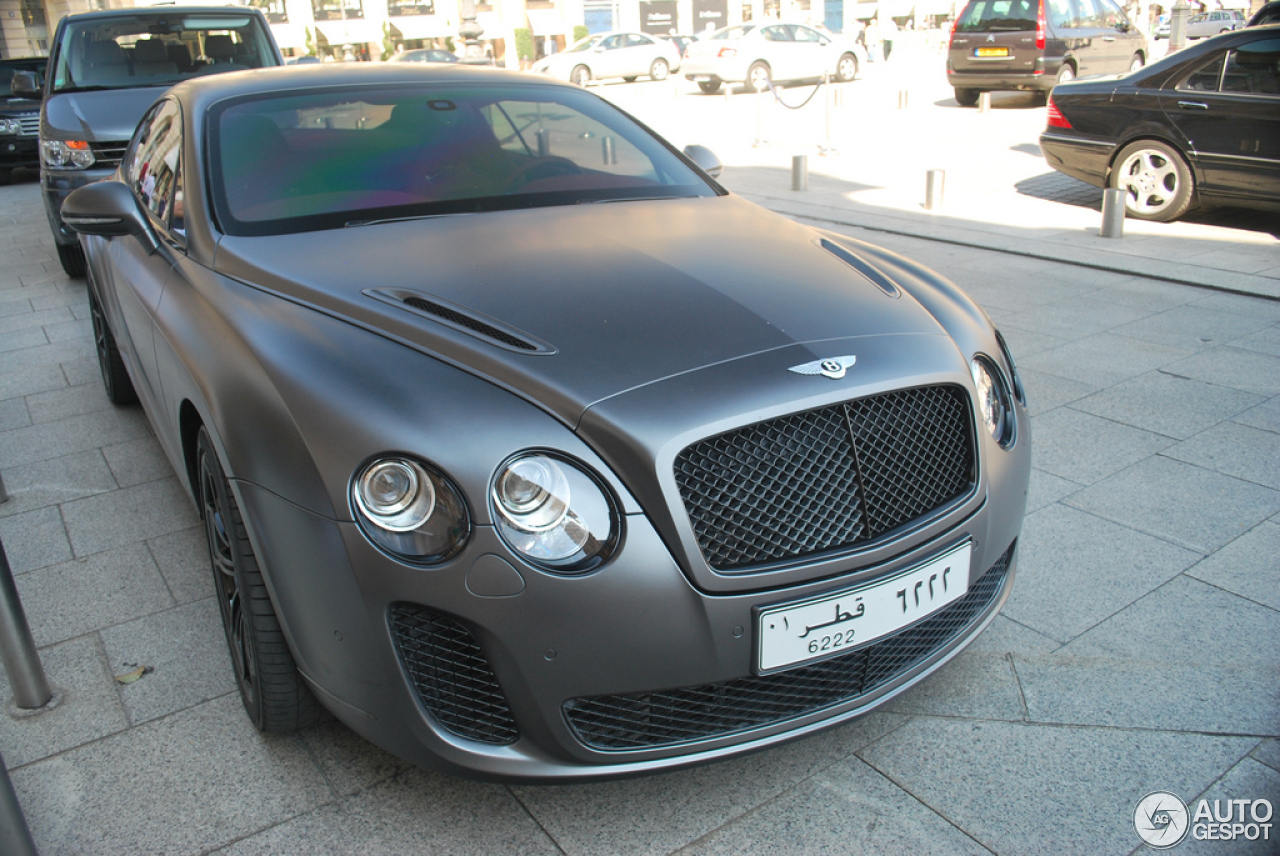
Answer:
[564,543,1013,752]
[403,296,539,351]
[15,112,39,136]
[390,604,519,745]
[675,385,975,571]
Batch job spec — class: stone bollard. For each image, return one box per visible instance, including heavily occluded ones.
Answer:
[792,155,809,191]
[925,169,945,210]
[1101,188,1126,238]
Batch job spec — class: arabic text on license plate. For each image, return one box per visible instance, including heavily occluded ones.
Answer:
[756,541,971,673]
[976,47,1010,57]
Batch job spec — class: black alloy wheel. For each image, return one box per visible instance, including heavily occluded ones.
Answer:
[88,285,137,405]
[197,428,320,732]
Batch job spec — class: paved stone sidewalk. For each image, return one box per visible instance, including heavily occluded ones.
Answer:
[2,44,1279,853]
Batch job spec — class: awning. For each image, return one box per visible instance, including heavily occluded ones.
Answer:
[387,15,451,41]
[315,20,381,45]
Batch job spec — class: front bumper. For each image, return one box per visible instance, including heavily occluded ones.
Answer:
[41,165,116,246]
[240,478,1021,782]
[0,135,39,171]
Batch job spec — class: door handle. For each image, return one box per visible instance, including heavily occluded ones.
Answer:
[1176,100,1209,110]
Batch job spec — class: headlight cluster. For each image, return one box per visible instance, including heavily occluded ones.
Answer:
[352,451,619,574]
[491,453,618,573]
[352,457,470,564]
[970,355,1016,448]
[41,139,95,169]
[0,119,23,136]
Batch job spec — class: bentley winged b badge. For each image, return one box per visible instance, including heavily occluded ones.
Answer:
[788,355,857,380]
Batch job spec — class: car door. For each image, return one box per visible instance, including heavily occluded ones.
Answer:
[102,97,184,415]
[756,24,797,80]
[1160,36,1280,202]
[789,24,831,80]
[1089,0,1137,74]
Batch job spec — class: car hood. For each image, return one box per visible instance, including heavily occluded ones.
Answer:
[42,87,166,141]
[214,195,955,426]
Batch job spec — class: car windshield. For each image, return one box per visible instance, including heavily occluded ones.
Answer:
[50,13,278,93]
[209,82,719,236]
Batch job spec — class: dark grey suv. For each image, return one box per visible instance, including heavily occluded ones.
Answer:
[947,0,1147,105]
[28,6,281,275]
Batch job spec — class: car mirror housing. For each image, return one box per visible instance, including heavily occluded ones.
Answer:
[11,70,41,98]
[62,180,159,254]
[683,144,723,179]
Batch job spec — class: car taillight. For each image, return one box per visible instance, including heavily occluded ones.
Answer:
[1046,97,1071,129]
[1036,0,1047,49]
[717,47,737,58]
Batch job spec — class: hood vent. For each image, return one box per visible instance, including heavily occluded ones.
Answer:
[818,239,901,298]
[366,288,555,354]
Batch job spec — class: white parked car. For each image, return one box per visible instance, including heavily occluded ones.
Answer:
[682,22,865,94]
[532,31,681,85]
[1186,9,1245,38]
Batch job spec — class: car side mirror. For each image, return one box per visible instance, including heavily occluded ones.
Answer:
[683,144,722,179]
[62,180,159,254]
[11,70,42,98]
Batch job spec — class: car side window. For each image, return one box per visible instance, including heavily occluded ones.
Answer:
[600,35,622,50]
[761,25,790,42]
[791,25,823,43]
[1179,56,1224,91]
[125,98,185,238]
[1222,40,1280,95]
[1094,0,1126,29]
[1046,0,1078,29]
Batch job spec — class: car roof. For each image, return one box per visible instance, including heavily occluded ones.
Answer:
[60,5,269,22]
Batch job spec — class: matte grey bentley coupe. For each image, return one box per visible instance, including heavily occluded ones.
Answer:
[62,63,1030,781]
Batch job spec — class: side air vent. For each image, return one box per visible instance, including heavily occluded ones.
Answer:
[365,288,556,354]
[818,239,900,298]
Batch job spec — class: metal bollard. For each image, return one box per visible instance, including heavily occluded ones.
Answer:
[978,92,991,112]
[1101,187,1126,238]
[898,90,909,109]
[602,136,617,166]
[0,752,40,856]
[0,540,52,711]
[535,127,550,157]
[792,155,809,191]
[925,169,945,210]
[0,472,7,504]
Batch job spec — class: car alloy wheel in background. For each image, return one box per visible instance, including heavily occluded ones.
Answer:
[1111,139,1195,222]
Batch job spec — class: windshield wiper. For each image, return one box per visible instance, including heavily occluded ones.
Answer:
[578,194,697,205]
[344,213,456,227]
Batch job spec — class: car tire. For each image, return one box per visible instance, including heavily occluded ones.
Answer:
[57,241,87,278]
[836,52,859,82]
[570,64,591,86]
[88,284,138,405]
[747,61,771,92]
[954,87,980,107]
[1109,139,1196,222]
[1055,64,1075,86]
[198,427,321,733]
[650,58,669,81]
[1128,53,1144,74]
[623,76,638,82]
[697,79,722,94]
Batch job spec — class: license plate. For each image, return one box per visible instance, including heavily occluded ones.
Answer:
[756,541,971,673]
[975,47,1010,57]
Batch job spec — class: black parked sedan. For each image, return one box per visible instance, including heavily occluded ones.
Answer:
[1040,25,1280,222]
[63,63,1029,781]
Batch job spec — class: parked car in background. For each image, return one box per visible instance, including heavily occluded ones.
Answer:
[1040,25,1280,221]
[0,57,46,182]
[658,33,698,58]
[947,0,1146,105]
[531,31,680,85]
[388,48,460,64]
[1154,14,1171,39]
[1249,1,1280,26]
[1186,9,1246,38]
[27,6,282,276]
[682,22,865,93]
[61,61,1029,782]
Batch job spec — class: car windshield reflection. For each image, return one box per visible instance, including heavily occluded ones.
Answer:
[211,82,717,236]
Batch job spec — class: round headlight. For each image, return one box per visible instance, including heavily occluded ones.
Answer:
[971,356,1014,447]
[492,453,618,573]
[352,456,470,564]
